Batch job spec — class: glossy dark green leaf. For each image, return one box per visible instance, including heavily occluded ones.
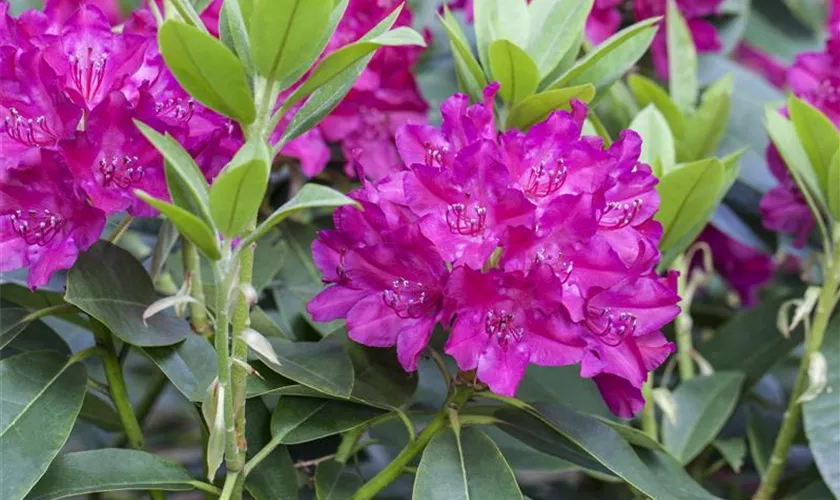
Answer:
[628,74,685,137]
[0,319,70,359]
[666,0,698,111]
[516,365,611,417]
[526,0,593,79]
[630,105,676,175]
[803,316,840,497]
[244,399,298,500]
[483,427,577,473]
[65,241,192,347]
[315,461,362,500]
[141,334,218,401]
[254,339,353,398]
[0,306,33,351]
[550,17,659,94]
[210,138,271,237]
[414,427,523,499]
[158,20,255,123]
[746,405,775,478]
[505,84,595,131]
[345,343,418,409]
[135,192,221,260]
[713,438,746,473]
[489,40,538,104]
[783,480,836,500]
[270,396,384,444]
[789,95,840,200]
[249,0,332,85]
[662,372,745,464]
[678,75,733,162]
[1,351,86,500]
[26,449,198,499]
[78,392,122,432]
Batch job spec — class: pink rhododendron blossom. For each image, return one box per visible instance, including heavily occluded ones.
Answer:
[694,226,774,307]
[0,150,106,289]
[309,84,680,418]
[586,0,623,44]
[734,42,787,89]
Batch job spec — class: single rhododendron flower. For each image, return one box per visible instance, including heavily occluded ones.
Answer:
[0,149,106,289]
[309,84,680,418]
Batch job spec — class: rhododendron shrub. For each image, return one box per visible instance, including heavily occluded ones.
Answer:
[1,2,839,500]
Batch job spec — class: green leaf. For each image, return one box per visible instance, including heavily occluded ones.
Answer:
[713,438,746,473]
[210,138,271,237]
[678,75,733,162]
[26,449,199,499]
[345,343,418,409]
[662,372,745,464]
[414,427,523,500]
[656,158,726,256]
[78,393,122,432]
[219,0,253,74]
[803,316,840,497]
[783,481,836,500]
[474,0,529,72]
[0,318,70,359]
[829,148,840,221]
[526,0,593,80]
[65,241,192,346]
[0,306,34,351]
[249,0,333,85]
[1,351,86,500]
[666,0,698,112]
[254,339,353,398]
[140,335,218,401]
[244,399,298,500]
[496,404,720,499]
[283,20,424,111]
[629,105,676,175]
[135,192,221,260]
[746,405,775,478]
[270,396,384,444]
[489,40,539,104]
[549,17,660,94]
[505,84,595,131]
[134,121,213,224]
[315,461,363,500]
[246,184,357,247]
[627,74,685,137]
[438,7,488,102]
[788,95,840,201]
[158,20,255,123]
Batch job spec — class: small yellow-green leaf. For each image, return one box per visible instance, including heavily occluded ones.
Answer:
[629,105,676,174]
[210,138,271,237]
[505,84,595,131]
[135,191,221,260]
[666,0,698,112]
[158,20,255,123]
[788,95,840,200]
[627,74,685,137]
[438,7,488,102]
[527,0,593,80]
[489,39,539,104]
[678,74,732,162]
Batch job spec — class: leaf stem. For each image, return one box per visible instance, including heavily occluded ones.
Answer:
[641,374,658,441]
[20,303,77,324]
[673,254,695,381]
[113,371,169,448]
[211,263,241,474]
[106,214,134,244]
[218,471,241,500]
[350,384,474,500]
[182,238,212,335]
[229,238,255,473]
[753,241,840,500]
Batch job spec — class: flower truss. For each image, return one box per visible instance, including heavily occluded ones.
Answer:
[308,84,681,418]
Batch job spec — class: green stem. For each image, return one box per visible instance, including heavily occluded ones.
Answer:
[351,385,474,500]
[20,303,76,324]
[218,472,241,500]
[107,214,134,244]
[212,264,240,474]
[113,372,169,448]
[641,374,658,441]
[674,254,695,381]
[90,319,145,450]
[182,239,211,335]
[754,243,840,500]
[230,238,255,473]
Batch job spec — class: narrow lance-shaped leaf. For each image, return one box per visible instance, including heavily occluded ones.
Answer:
[210,138,271,237]
[474,0,529,72]
[666,0,698,112]
[678,74,733,162]
[527,0,593,80]
[629,105,676,176]
[438,6,488,102]
[788,95,840,200]
[627,74,685,137]
[136,191,221,260]
[158,20,255,123]
[829,148,840,221]
[489,39,539,104]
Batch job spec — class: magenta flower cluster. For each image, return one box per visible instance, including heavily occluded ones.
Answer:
[308,84,680,418]
[0,0,242,289]
[760,23,840,246]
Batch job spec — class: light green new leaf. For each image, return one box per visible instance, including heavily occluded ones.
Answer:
[270,396,384,445]
[210,138,271,237]
[474,0,529,72]
[629,105,676,175]
[283,23,425,111]
[829,148,840,221]
[249,0,333,86]
[135,121,213,226]
[244,184,357,248]
[158,20,255,123]
[505,84,595,131]
[803,317,840,497]
[549,17,659,94]
[135,192,221,260]
[26,449,201,499]
[679,75,733,162]
[662,372,745,464]
[1,352,86,500]
[666,0,698,111]
[414,427,523,500]
[527,0,593,79]
[627,74,685,137]
[489,40,539,104]
[788,95,840,200]
[65,241,193,346]
[438,7,488,101]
